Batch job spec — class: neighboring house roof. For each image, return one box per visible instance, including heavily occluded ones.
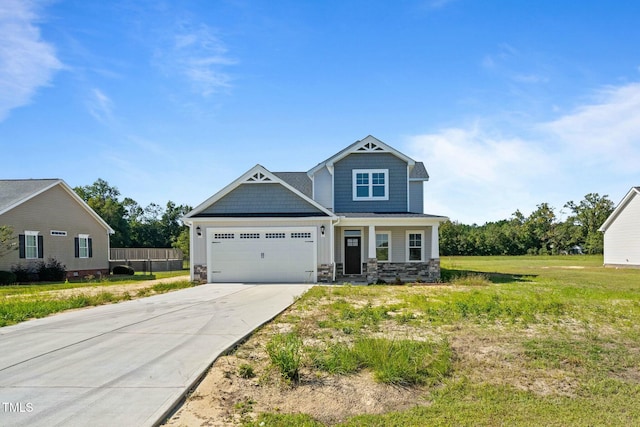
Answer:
[599,186,640,232]
[184,165,336,220]
[273,172,312,197]
[0,179,115,234]
[307,135,416,175]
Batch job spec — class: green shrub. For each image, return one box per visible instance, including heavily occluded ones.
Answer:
[0,270,17,285]
[266,332,303,382]
[37,258,67,281]
[11,264,38,283]
[112,265,135,275]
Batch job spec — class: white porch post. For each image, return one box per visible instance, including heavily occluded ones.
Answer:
[431,224,440,259]
[368,225,376,259]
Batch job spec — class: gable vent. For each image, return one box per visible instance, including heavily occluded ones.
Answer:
[356,142,385,152]
[245,172,273,183]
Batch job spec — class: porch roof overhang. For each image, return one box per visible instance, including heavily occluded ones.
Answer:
[335,212,448,227]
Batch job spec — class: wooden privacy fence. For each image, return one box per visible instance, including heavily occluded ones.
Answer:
[110,248,184,273]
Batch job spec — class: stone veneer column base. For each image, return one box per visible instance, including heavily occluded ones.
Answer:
[376,259,440,283]
[317,264,334,283]
[193,264,207,283]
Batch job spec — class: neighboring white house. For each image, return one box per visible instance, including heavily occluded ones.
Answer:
[183,135,448,284]
[599,186,640,268]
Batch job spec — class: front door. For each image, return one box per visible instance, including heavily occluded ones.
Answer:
[344,237,362,274]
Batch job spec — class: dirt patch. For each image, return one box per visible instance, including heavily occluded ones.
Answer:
[167,354,429,427]
[38,275,190,299]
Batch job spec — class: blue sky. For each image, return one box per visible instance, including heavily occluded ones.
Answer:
[2,0,640,224]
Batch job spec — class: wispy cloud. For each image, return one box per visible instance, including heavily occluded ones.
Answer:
[0,0,62,121]
[543,83,640,173]
[407,81,640,224]
[86,88,114,124]
[155,21,236,97]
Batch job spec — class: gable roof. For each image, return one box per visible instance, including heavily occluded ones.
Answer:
[184,165,336,219]
[0,179,115,233]
[307,135,416,175]
[599,186,640,232]
[410,162,429,181]
[273,172,312,197]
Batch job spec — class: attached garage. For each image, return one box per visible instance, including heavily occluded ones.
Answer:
[207,227,317,283]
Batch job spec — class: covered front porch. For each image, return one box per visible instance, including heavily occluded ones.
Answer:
[332,213,445,283]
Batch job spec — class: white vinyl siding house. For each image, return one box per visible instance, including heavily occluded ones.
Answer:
[600,187,640,267]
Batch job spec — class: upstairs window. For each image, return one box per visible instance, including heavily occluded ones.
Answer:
[353,169,389,201]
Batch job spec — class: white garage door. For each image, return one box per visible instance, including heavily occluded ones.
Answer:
[207,227,317,283]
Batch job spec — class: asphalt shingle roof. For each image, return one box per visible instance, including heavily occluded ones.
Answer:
[0,179,59,214]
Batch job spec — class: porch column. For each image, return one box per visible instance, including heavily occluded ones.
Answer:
[431,224,440,259]
[368,225,376,259]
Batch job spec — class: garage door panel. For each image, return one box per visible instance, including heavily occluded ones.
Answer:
[208,228,316,283]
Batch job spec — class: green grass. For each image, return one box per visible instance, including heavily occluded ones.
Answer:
[0,278,194,327]
[310,338,452,386]
[249,255,640,426]
[266,332,304,382]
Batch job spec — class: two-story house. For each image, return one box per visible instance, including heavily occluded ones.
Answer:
[183,136,447,283]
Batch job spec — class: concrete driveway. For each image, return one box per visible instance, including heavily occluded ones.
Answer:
[0,283,312,427]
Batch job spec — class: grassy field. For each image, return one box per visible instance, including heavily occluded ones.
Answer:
[0,270,193,327]
[240,255,640,426]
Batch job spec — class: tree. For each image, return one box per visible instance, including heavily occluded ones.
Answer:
[564,193,615,254]
[0,225,17,258]
[74,179,130,247]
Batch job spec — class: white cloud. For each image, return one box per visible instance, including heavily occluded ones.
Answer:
[543,83,640,172]
[0,0,62,121]
[87,88,114,124]
[407,81,640,224]
[156,22,236,97]
[407,125,557,224]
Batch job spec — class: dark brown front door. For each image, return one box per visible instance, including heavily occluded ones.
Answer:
[344,237,361,274]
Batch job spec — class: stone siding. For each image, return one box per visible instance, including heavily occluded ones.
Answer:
[194,264,207,283]
[377,259,440,283]
[317,263,334,283]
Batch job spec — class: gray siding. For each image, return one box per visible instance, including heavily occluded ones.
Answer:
[200,183,325,215]
[0,185,110,273]
[604,194,640,266]
[314,167,333,210]
[409,181,424,213]
[334,153,408,213]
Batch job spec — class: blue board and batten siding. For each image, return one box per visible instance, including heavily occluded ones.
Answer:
[334,153,408,213]
[199,183,326,215]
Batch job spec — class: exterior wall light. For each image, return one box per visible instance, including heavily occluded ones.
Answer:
[320,225,325,237]
[196,226,202,237]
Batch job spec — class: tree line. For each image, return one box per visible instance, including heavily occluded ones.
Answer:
[74,179,192,256]
[440,193,615,256]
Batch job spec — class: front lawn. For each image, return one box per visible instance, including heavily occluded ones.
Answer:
[167,255,640,426]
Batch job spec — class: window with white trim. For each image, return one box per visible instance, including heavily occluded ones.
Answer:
[407,231,423,262]
[352,169,389,201]
[376,232,390,262]
[25,231,39,259]
[78,234,89,258]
